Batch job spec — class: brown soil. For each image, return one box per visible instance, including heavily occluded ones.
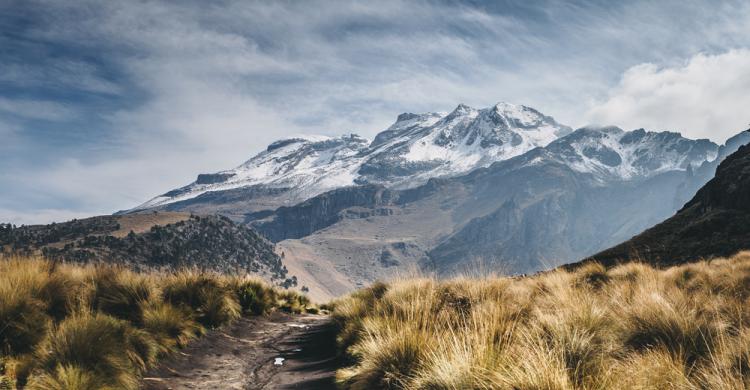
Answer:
[141,313,339,389]
[112,212,191,237]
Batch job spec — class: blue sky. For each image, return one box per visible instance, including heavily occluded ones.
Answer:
[2,0,750,224]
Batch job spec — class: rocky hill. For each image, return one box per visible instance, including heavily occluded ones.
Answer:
[0,213,294,285]
[586,136,750,267]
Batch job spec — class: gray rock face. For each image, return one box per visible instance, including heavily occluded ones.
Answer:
[196,173,236,185]
[425,164,693,275]
[248,185,395,242]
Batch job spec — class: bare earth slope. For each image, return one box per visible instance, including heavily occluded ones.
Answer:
[142,313,338,390]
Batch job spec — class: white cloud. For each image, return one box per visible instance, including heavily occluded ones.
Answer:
[5,0,750,223]
[586,49,750,142]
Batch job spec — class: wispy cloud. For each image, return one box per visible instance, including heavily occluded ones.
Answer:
[2,0,750,223]
[0,97,77,121]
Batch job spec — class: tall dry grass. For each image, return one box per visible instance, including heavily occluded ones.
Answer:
[332,251,750,389]
[0,256,312,389]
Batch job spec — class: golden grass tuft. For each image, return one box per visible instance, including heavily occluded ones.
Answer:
[333,251,750,389]
[229,277,278,315]
[25,364,113,390]
[0,255,307,388]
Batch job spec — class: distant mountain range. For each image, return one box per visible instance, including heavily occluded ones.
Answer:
[127,103,573,217]
[586,134,750,267]
[118,103,750,299]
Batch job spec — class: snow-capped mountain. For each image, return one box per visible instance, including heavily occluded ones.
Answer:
[135,134,371,210]
[131,102,572,211]
[358,102,572,187]
[124,100,745,299]
[522,126,718,182]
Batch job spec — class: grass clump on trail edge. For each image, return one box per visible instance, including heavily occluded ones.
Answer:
[0,256,311,389]
[332,251,750,389]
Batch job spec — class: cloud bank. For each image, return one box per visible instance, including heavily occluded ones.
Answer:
[586,49,750,140]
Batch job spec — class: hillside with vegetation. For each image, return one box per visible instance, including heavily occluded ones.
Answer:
[331,252,750,389]
[588,141,750,268]
[0,213,295,286]
[0,257,312,389]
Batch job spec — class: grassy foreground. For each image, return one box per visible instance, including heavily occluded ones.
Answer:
[332,252,750,389]
[0,256,312,389]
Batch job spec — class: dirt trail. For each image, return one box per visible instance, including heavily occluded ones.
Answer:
[141,313,339,389]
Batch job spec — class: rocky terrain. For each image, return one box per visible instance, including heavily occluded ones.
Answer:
[141,313,338,390]
[586,135,750,267]
[0,213,294,285]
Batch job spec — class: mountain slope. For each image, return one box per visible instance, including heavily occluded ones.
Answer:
[254,127,726,298]
[127,103,572,217]
[0,213,292,284]
[587,136,750,267]
[123,102,736,299]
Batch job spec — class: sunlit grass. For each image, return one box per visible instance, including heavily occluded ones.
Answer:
[0,256,311,388]
[333,251,750,389]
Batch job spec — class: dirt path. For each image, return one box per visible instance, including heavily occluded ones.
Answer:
[141,313,339,389]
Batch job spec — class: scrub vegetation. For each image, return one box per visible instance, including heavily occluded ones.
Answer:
[332,252,750,389]
[0,256,313,389]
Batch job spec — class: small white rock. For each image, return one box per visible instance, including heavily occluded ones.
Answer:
[286,323,308,329]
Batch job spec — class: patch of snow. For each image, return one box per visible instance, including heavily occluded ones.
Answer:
[539,127,719,181]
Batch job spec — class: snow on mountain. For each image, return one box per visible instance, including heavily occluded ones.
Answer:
[131,102,573,211]
[359,102,573,187]
[529,126,719,181]
[131,103,717,212]
[135,134,370,210]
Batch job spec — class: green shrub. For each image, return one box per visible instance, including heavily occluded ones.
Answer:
[231,278,276,315]
[89,268,152,325]
[277,290,311,314]
[141,302,201,353]
[162,272,240,328]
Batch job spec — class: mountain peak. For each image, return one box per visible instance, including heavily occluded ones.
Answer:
[452,103,475,113]
[129,102,720,214]
[396,112,420,122]
[541,127,718,181]
[371,111,445,148]
[490,102,542,122]
[492,101,522,112]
